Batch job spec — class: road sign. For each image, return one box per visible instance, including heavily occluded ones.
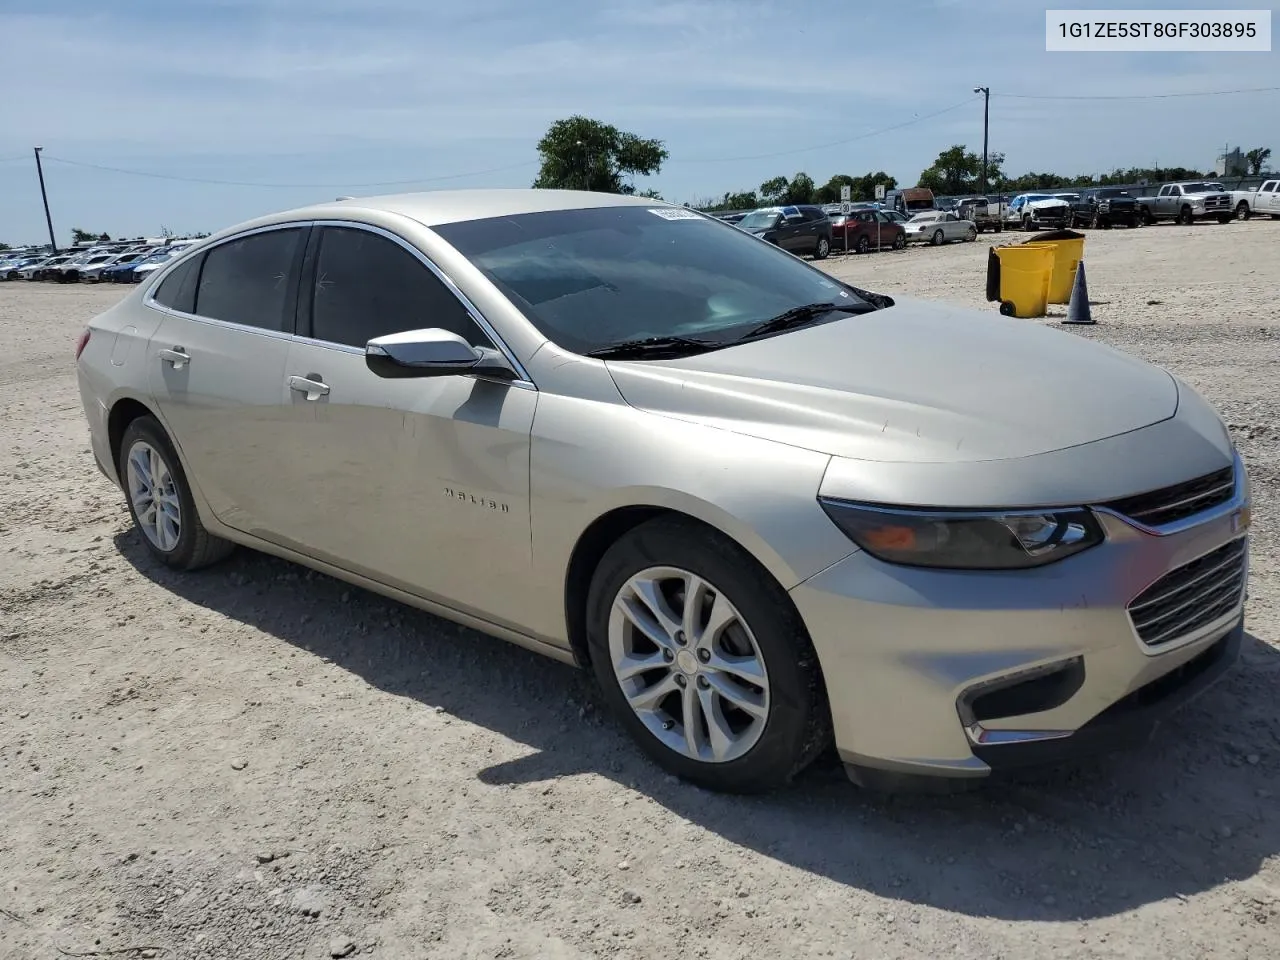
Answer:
[840,185,851,202]
[839,201,851,214]
[874,183,886,200]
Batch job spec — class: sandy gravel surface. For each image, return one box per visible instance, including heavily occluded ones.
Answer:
[2,220,1278,960]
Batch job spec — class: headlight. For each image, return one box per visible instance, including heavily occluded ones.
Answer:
[818,499,1104,570]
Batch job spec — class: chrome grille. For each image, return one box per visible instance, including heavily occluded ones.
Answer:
[1205,196,1230,209]
[1127,539,1247,646]
[1101,465,1234,527]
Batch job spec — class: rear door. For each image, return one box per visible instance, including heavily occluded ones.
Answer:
[147,226,307,534]
[269,224,539,628]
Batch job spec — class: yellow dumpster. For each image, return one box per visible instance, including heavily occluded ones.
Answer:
[1025,229,1085,304]
[986,244,1054,318]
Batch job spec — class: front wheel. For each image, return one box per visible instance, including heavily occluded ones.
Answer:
[856,235,870,254]
[586,518,830,793]
[1216,214,1233,224]
[1236,201,1251,221]
[966,226,977,241]
[813,235,830,260]
[1022,217,1034,232]
[118,416,234,570]
[931,229,945,246]
[1141,207,1156,226]
[1178,205,1194,225]
[892,232,906,250]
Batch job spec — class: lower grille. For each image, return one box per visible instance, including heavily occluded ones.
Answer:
[1101,465,1235,527]
[1127,538,1247,646]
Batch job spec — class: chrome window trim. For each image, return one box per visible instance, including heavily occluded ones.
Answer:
[145,219,535,390]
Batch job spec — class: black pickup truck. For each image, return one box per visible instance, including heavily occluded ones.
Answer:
[1068,188,1140,229]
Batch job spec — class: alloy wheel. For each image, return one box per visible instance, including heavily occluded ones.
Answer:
[126,440,182,552]
[608,566,770,764]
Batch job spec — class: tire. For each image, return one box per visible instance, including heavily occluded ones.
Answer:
[931,229,944,246]
[1022,217,1034,232]
[856,235,870,254]
[999,300,1016,317]
[1124,216,1137,228]
[117,415,234,571]
[813,235,830,260]
[965,226,977,241]
[1141,207,1156,226]
[1272,215,1280,221]
[585,518,830,794]
[1236,201,1251,221]
[1216,214,1232,224]
[1178,205,1194,225]
[892,232,906,250]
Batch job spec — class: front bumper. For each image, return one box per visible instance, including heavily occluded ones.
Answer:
[790,457,1250,786]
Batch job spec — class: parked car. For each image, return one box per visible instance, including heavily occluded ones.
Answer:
[130,242,197,282]
[736,205,832,259]
[102,248,161,283]
[25,254,76,280]
[55,251,118,283]
[903,210,978,245]
[881,187,936,218]
[954,196,1005,233]
[828,210,906,253]
[1069,188,1140,229]
[1003,193,1072,231]
[1223,179,1280,220]
[1137,182,1234,225]
[76,189,1249,794]
[81,251,148,282]
[1,256,43,279]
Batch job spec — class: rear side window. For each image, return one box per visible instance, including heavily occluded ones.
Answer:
[309,227,493,350]
[151,254,203,314]
[195,228,302,332]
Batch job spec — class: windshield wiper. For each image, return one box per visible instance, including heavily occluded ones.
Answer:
[585,335,724,360]
[740,301,874,340]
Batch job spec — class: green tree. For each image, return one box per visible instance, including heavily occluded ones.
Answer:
[851,171,897,201]
[533,116,668,193]
[1245,147,1272,175]
[785,172,816,204]
[758,176,790,204]
[71,227,105,244]
[918,145,982,194]
[814,174,856,204]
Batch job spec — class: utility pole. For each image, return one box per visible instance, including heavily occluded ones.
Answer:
[33,146,58,253]
[972,87,990,194]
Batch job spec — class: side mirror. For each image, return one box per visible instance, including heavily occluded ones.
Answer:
[365,328,516,381]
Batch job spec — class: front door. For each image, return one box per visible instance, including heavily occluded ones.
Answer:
[147,226,306,535]
[270,225,538,630]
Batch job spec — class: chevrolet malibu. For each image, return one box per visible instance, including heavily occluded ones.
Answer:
[76,190,1251,793]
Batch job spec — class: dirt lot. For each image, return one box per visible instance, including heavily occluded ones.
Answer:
[3,222,1279,960]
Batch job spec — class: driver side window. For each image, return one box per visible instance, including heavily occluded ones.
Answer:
[309,227,493,350]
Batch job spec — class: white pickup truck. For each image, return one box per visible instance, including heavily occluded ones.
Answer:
[1223,179,1280,220]
[1137,181,1234,225]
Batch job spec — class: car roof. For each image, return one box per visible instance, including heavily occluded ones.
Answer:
[239,189,665,233]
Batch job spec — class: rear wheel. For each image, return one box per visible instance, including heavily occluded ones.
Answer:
[586,518,830,793]
[117,416,234,571]
[813,235,830,260]
[856,235,870,254]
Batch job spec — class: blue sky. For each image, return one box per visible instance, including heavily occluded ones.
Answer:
[1,0,1276,244]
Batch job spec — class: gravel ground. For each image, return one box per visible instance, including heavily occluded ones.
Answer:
[2,220,1278,960]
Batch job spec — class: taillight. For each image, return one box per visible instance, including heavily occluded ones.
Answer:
[75,328,91,361]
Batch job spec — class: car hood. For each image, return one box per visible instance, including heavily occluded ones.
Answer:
[604,296,1179,464]
[1026,198,1069,210]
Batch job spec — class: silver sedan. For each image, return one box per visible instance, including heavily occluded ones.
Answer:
[904,210,979,245]
[76,190,1249,794]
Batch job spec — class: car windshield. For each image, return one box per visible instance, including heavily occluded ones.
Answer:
[736,210,780,231]
[908,213,938,222]
[434,205,873,355]
[1097,189,1129,197]
[1023,194,1054,202]
[1180,182,1218,193]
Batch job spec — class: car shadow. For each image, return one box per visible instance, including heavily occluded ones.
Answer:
[115,530,1280,923]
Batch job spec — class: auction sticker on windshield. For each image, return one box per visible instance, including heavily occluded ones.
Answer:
[648,208,702,220]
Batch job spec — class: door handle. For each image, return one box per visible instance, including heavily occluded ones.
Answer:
[159,347,190,370]
[288,375,330,401]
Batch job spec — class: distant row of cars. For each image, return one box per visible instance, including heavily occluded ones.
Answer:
[0,239,200,284]
[724,202,980,259]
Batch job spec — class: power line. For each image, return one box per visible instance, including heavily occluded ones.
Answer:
[38,155,539,189]
[0,154,30,163]
[678,96,982,163]
[994,84,1280,101]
